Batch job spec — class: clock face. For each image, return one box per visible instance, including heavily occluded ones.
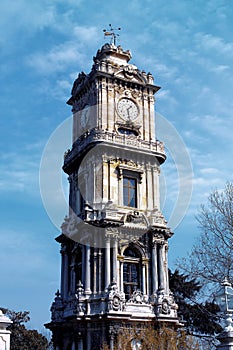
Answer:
[117,98,138,121]
[81,105,90,127]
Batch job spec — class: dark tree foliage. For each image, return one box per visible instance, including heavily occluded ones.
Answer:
[169,269,222,335]
[0,308,49,350]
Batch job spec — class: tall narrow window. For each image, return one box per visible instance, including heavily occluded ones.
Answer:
[123,262,139,299]
[123,177,137,207]
[123,247,141,300]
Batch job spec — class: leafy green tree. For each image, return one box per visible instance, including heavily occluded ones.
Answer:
[0,308,49,350]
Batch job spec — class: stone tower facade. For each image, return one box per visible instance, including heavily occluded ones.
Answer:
[46,43,180,350]
[0,310,12,350]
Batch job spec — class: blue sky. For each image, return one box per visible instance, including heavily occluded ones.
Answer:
[1,0,233,332]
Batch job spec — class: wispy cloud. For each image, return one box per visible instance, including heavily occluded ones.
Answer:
[0,0,56,46]
[26,25,100,75]
[27,44,83,74]
[0,228,57,274]
[0,0,86,47]
[0,149,40,195]
[195,32,233,56]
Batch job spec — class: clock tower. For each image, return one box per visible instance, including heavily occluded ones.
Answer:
[46,43,180,350]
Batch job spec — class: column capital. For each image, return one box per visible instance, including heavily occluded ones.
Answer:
[142,257,149,265]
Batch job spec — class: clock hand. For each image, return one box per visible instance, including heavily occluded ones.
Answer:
[126,107,131,120]
[127,106,132,115]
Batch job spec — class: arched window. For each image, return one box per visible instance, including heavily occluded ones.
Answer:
[123,246,141,300]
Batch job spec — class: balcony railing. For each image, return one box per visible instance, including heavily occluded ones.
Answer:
[64,128,165,166]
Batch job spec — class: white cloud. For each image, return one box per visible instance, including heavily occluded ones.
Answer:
[190,112,233,141]
[27,44,84,74]
[0,0,90,54]
[73,25,99,42]
[210,64,229,73]
[26,24,100,76]
[200,167,220,175]
[0,0,56,45]
[195,32,233,56]
[0,150,40,195]
[156,89,178,106]
[0,228,54,273]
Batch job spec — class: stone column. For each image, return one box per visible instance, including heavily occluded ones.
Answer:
[70,261,76,293]
[100,77,108,129]
[102,159,109,202]
[93,249,98,294]
[71,340,76,350]
[78,337,84,350]
[98,249,103,293]
[142,262,146,294]
[85,244,91,294]
[92,159,96,203]
[61,245,69,300]
[119,257,124,292]
[118,168,123,206]
[105,236,111,289]
[0,310,12,350]
[108,82,115,131]
[158,243,165,290]
[149,95,155,140]
[86,325,91,350]
[152,166,160,209]
[152,243,158,294]
[110,337,114,350]
[146,164,153,210]
[164,244,169,294]
[143,93,150,141]
[112,237,118,284]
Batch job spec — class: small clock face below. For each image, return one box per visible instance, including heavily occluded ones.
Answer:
[117,98,138,121]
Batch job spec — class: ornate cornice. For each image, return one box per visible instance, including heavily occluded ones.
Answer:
[63,128,165,174]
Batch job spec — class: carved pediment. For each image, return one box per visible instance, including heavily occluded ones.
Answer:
[114,66,147,85]
[123,211,149,229]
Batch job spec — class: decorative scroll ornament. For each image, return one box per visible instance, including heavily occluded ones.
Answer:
[155,290,178,317]
[75,281,86,316]
[148,208,167,227]
[128,290,149,304]
[106,280,126,312]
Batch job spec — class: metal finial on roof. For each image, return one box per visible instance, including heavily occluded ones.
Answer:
[103,24,121,46]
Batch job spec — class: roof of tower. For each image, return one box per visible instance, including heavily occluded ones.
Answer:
[93,43,132,66]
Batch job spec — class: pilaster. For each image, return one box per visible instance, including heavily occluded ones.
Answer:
[85,244,91,294]
[152,242,158,294]
[105,236,111,289]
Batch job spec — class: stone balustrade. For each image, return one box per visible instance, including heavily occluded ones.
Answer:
[64,128,165,168]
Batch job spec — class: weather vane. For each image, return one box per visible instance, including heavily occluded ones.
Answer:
[103,24,121,46]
